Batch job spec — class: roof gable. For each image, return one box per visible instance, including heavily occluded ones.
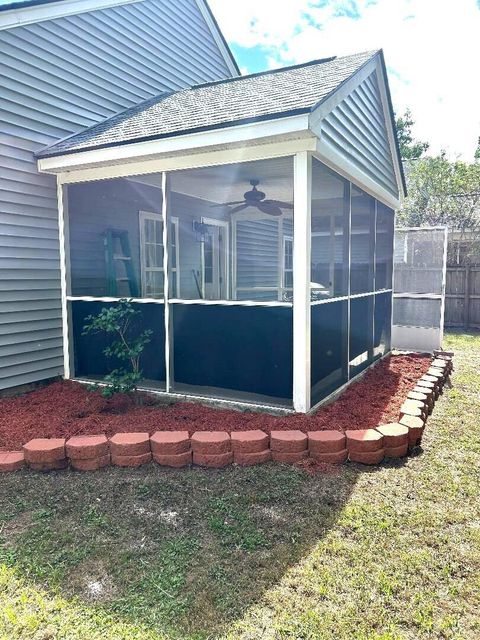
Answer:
[318,69,399,198]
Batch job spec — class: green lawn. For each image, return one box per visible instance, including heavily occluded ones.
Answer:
[1,331,479,640]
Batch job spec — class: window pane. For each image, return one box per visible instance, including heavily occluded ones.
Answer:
[351,186,375,294]
[67,175,164,298]
[311,159,349,300]
[167,157,294,301]
[374,292,392,359]
[349,295,374,377]
[71,300,166,389]
[171,304,293,405]
[375,203,394,290]
[311,300,348,405]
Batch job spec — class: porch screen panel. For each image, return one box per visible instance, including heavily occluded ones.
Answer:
[310,301,348,405]
[171,305,293,405]
[311,159,350,300]
[67,174,164,298]
[394,229,445,295]
[375,203,394,290]
[374,292,392,359]
[167,157,294,302]
[350,186,375,294]
[349,295,374,377]
[70,301,166,388]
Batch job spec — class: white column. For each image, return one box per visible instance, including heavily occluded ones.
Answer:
[161,171,171,392]
[57,178,73,379]
[293,151,312,413]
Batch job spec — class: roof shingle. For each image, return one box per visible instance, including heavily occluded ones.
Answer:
[37,50,379,158]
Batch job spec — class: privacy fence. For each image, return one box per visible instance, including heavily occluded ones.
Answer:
[445,265,480,329]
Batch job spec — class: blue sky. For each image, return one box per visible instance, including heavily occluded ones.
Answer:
[211,0,480,159]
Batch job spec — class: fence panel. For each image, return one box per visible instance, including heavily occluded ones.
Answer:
[445,266,480,328]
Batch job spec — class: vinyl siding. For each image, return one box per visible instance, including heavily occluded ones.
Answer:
[0,0,234,389]
[320,70,399,199]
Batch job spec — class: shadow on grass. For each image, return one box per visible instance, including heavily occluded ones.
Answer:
[0,461,376,639]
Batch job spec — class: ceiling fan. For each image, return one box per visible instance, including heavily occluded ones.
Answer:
[211,179,293,216]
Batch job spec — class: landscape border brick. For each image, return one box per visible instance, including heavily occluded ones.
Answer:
[2,353,452,473]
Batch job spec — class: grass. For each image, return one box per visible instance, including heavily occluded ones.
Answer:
[1,330,479,639]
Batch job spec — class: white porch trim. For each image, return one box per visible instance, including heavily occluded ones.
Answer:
[37,116,313,175]
[292,151,312,413]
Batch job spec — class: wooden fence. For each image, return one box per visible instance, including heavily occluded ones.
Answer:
[445,266,480,328]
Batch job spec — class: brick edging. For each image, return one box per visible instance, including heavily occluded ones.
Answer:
[0,354,453,473]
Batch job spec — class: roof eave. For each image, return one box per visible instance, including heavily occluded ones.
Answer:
[37,112,313,174]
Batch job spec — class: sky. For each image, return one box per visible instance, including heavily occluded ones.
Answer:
[210,0,480,161]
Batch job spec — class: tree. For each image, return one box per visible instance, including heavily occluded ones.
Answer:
[395,108,429,160]
[82,299,152,403]
[398,153,480,261]
[475,136,480,162]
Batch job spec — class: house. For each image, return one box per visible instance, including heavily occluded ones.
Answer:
[0,0,239,392]
[34,48,406,413]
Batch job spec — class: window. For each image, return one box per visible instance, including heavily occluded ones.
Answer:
[351,186,375,294]
[139,212,179,299]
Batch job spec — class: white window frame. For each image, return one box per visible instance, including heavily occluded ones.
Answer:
[138,211,179,299]
[199,216,230,300]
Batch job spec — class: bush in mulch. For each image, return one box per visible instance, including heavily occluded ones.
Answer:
[0,354,431,451]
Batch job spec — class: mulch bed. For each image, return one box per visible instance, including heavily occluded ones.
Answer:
[0,354,431,451]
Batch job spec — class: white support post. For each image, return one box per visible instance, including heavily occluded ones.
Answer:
[57,179,73,379]
[293,151,312,413]
[161,171,171,392]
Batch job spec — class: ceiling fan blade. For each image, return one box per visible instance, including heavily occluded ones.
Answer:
[210,200,245,208]
[228,203,250,214]
[257,202,283,216]
[262,199,294,209]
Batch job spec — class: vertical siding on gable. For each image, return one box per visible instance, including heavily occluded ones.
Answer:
[0,0,234,390]
[320,71,399,199]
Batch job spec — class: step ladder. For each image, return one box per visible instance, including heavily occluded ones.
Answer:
[104,229,139,297]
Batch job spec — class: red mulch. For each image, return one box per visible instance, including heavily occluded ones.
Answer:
[0,354,431,451]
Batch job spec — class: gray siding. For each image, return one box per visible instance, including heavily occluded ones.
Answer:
[0,0,234,389]
[320,70,399,199]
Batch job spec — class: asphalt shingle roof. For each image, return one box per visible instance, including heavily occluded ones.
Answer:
[37,50,379,159]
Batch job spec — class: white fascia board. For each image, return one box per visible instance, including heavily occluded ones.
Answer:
[194,0,239,78]
[37,114,312,175]
[0,0,143,30]
[313,141,401,210]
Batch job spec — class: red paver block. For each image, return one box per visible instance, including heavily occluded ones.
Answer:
[385,443,409,458]
[110,432,150,457]
[70,455,110,471]
[349,449,385,465]
[0,451,25,472]
[191,432,231,454]
[431,359,448,369]
[66,435,108,460]
[399,414,424,447]
[231,430,269,453]
[150,431,190,455]
[417,378,439,399]
[345,429,383,453]
[270,430,307,453]
[29,459,68,472]
[153,450,192,468]
[399,404,423,420]
[23,438,65,464]
[271,450,308,464]
[407,390,428,403]
[308,430,346,454]
[310,449,348,464]
[428,367,446,381]
[375,423,409,448]
[112,452,151,467]
[234,449,271,466]
[193,451,233,468]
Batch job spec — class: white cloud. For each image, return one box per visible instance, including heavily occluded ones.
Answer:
[210,0,480,160]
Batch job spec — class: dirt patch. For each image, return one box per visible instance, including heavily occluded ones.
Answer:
[0,354,430,450]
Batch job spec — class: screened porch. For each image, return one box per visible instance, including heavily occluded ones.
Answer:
[63,154,394,412]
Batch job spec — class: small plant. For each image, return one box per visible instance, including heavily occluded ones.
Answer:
[82,299,152,403]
